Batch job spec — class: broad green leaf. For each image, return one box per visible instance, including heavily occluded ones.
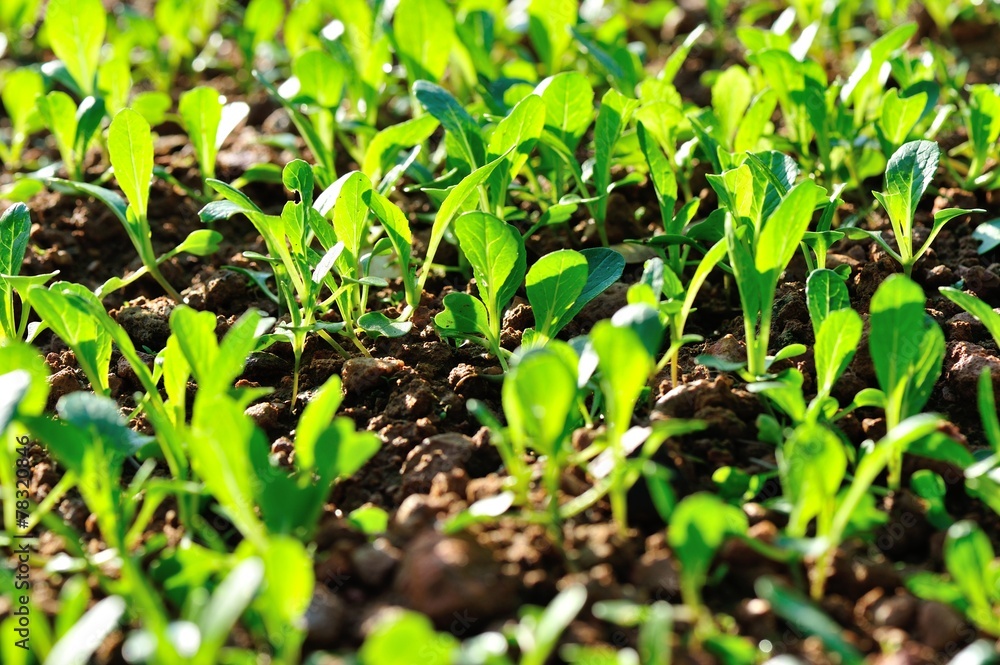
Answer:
[1,68,44,140]
[563,248,626,324]
[243,0,284,52]
[418,151,509,293]
[173,229,223,257]
[668,493,748,602]
[881,140,939,234]
[527,0,577,73]
[57,392,151,456]
[293,48,345,108]
[869,274,932,407]
[331,171,374,269]
[358,311,413,338]
[805,268,850,334]
[840,23,917,107]
[362,115,439,182]
[488,94,546,179]
[108,109,154,221]
[413,80,485,169]
[534,72,594,150]
[0,342,49,421]
[179,86,223,180]
[755,180,824,276]
[455,211,526,316]
[504,346,578,456]
[435,292,491,342]
[393,0,454,83]
[779,422,847,537]
[44,0,105,96]
[0,202,30,280]
[26,283,112,395]
[712,65,754,146]
[36,91,78,171]
[590,318,653,439]
[879,88,927,147]
[526,249,588,339]
[815,308,862,397]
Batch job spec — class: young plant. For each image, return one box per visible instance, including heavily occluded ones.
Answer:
[907,521,1000,636]
[177,86,250,193]
[959,84,1000,189]
[501,343,580,532]
[0,68,44,168]
[849,140,984,277]
[435,212,525,370]
[667,492,748,631]
[810,413,945,598]
[47,109,224,301]
[869,274,945,489]
[711,159,825,377]
[35,91,105,181]
[523,247,625,347]
[628,239,728,386]
[0,204,58,341]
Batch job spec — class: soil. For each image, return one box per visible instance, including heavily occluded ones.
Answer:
[3,10,1000,665]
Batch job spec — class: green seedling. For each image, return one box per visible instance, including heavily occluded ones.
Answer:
[777,421,848,541]
[811,413,944,598]
[959,84,1000,189]
[667,492,748,632]
[907,521,1000,636]
[435,211,525,370]
[0,68,44,168]
[869,274,945,489]
[0,204,58,341]
[46,109,224,301]
[178,86,250,192]
[501,343,580,531]
[523,247,625,347]
[35,90,105,181]
[592,88,638,246]
[849,140,984,277]
[629,239,727,387]
[709,157,825,377]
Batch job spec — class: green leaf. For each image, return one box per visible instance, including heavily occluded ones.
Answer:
[566,248,625,323]
[243,0,284,52]
[668,493,748,604]
[488,94,546,182]
[526,249,588,339]
[293,48,345,108]
[522,585,588,665]
[527,0,577,73]
[36,91,78,173]
[455,211,526,321]
[26,283,112,395]
[362,115,439,183]
[392,0,454,83]
[196,558,264,658]
[779,422,847,537]
[330,171,374,269]
[435,292,491,342]
[0,342,49,421]
[712,65,754,146]
[815,308,863,398]
[358,311,413,339]
[504,346,578,456]
[173,229,223,257]
[44,0,106,96]
[534,72,595,150]
[590,317,654,439]
[57,392,152,456]
[1,68,44,143]
[179,86,223,180]
[870,275,931,403]
[881,140,940,237]
[755,179,824,276]
[108,109,154,221]
[413,80,485,169]
[879,88,927,147]
[418,151,509,293]
[0,202,30,280]
[943,521,996,622]
[637,122,677,231]
[806,268,851,334]
[594,88,638,222]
